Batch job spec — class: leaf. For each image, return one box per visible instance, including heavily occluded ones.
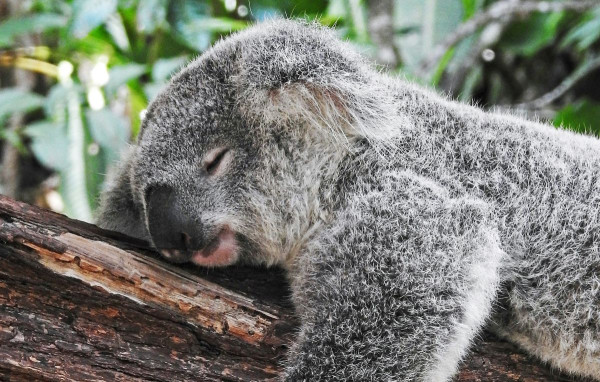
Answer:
[105,63,147,96]
[44,84,71,119]
[144,82,166,103]
[562,7,600,51]
[394,0,464,73]
[174,17,247,51]
[70,0,118,38]
[431,47,455,86]
[0,13,67,48]
[105,13,131,51]
[0,128,26,153]
[347,0,369,43]
[152,56,188,82]
[184,17,248,33]
[23,121,70,171]
[460,0,484,20]
[62,87,93,222]
[85,108,128,161]
[325,0,347,21]
[168,0,212,51]
[137,0,168,33]
[461,0,477,20]
[128,82,148,138]
[253,7,283,22]
[500,12,564,57]
[0,88,44,123]
[445,33,477,75]
[83,119,106,211]
[66,33,117,57]
[553,99,600,136]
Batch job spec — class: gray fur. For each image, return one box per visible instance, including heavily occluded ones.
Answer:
[96,19,600,381]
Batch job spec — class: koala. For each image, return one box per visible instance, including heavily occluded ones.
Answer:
[96,19,600,381]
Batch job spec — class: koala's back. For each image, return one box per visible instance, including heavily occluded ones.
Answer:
[383,80,600,375]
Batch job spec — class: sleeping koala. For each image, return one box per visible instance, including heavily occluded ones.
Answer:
[96,19,600,381]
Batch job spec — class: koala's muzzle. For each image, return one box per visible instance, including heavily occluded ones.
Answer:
[145,185,204,263]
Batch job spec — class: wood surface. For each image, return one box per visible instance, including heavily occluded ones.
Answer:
[0,195,592,381]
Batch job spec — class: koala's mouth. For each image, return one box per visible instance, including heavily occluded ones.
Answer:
[159,227,239,267]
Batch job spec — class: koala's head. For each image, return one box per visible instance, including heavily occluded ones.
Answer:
[128,19,394,268]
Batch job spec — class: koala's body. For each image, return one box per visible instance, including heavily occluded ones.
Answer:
[97,19,600,381]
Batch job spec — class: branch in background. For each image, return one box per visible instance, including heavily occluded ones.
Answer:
[418,0,600,77]
[0,54,58,78]
[514,54,600,110]
[0,0,37,200]
[366,0,402,69]
[439,21,507,95]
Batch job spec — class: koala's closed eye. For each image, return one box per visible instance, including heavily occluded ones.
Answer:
[203,148,231,175]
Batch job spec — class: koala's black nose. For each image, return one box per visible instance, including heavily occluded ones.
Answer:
[145,185,203,256]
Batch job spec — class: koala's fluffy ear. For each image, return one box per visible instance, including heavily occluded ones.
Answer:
[233,20,397,144]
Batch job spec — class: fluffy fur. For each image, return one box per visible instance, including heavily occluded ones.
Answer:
[96,19,600,381]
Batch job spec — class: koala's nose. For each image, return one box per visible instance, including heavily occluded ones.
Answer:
[145,185,204,255]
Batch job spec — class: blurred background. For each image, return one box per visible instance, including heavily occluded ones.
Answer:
[0,0,599,222]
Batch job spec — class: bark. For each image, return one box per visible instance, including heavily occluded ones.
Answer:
[0,195,593,381]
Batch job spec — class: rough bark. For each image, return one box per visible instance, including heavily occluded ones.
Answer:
[0,195,593,381]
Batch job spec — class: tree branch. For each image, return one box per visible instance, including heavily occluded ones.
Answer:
[0,194,595,381]
[419,0,599,77]
[515,54,600,110]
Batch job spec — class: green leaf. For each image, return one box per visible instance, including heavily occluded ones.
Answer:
[347,0,369,43]
[554,99,600,136]
[325,0,347,21]
[62,87,93,222]
[137,0,168,33]
[168,0,212,51]
[394,0,464,73]
[460,0,484,20]
[431,47,455,86]
[105,63,147,96]
[70,0,118,38]
[500,12,564,57]
[85,108,128,161]
[0,13,67,48]
[23,121,70,170]
[144,82,166,102]
[136,0,167,33]
[184,17,248,33]
[174,17,247,51]
[105,13,131,51]
[461,0,476,20]
[83,118,106,211]
[0,88,44,123]
[44,83,70,119]
[152,56,188,82]
[562,8,600,51]
[127,81,148,138]
[0,128,26,153]
[445,33,477,75]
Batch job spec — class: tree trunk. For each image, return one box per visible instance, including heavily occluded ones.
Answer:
[0,195,592,381]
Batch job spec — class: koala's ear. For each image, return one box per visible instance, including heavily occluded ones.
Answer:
[233,20,397,144]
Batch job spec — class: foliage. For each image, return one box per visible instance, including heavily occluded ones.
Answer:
[0,0,599,220]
